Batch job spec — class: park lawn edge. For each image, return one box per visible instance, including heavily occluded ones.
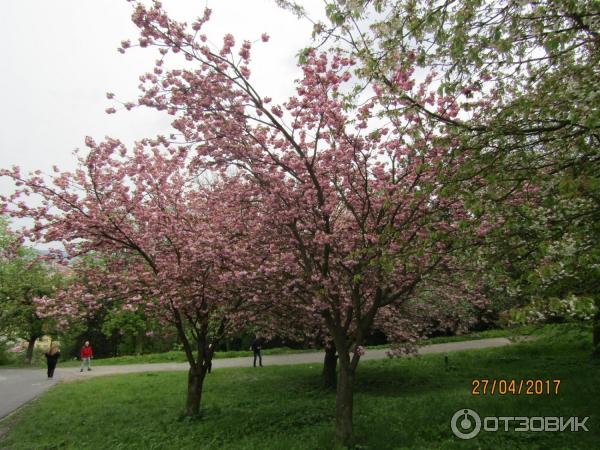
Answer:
[1,322,597,450]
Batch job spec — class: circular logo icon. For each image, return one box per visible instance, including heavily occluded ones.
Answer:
[451,408,481,440]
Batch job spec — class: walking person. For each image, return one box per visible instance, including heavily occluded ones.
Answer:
[79,341,93,372]
[251,335,263,367]
[204,343,213,374]
[44,343,61,379]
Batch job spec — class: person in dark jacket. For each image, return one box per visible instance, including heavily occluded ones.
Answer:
[45,344,61,379]
[204,343,213,374]
[251,336,263,367]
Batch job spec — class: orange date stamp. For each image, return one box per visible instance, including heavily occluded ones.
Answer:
[471,379,561,396]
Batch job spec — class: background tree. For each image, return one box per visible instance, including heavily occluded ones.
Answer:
[471,169,600,349]
[0,218,65,363]
[2,144,274,417]
[101,306,148,355]
[288,0,600,354]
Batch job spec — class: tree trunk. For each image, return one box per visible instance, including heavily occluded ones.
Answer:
[112,332,120,357]
[185,365,207,417]
[323,344,337,389]
[135,331,144,355]
[335,362,355,448]
[25,336,36,364]
[593,297,600,358]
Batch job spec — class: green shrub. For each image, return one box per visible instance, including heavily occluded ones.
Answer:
[0,339,10,365]
[500,294,597,327]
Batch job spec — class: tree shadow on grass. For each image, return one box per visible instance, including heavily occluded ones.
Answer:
[354,356,467,399]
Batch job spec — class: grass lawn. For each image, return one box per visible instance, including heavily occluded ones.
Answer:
[371,323,544,348]
[1,323,597,449]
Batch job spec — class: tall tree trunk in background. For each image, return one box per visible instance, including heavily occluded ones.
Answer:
[112,331,120,357]
[135,330,144,355]
[25,336,36,364]
[323,343,338,388]
[593,297,600,358]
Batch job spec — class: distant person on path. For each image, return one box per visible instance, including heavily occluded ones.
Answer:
[204,343,213,374]
[251,336,263,367]
[44,344,61,379]
[79,341,93,372]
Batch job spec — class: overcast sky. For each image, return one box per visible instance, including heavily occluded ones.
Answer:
[1,0,324,207]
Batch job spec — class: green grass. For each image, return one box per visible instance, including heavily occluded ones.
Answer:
[363,323,542,350]
[416,323,545,345]
[1,322,597,449]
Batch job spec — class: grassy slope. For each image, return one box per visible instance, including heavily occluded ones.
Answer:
[1,323,597,449]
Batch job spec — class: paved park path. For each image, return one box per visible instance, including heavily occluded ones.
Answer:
[0,337,512,420]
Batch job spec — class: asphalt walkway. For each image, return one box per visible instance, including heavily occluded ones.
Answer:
[0,337,512,420]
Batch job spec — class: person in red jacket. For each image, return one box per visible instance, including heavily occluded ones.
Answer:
[79,341,93,372]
